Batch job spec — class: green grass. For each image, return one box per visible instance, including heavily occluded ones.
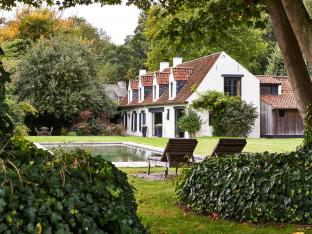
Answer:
[27,136,303,154]
[122,168,311,234]
[27,136,310,233]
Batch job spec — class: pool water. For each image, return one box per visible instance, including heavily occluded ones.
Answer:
[43,144,162,162]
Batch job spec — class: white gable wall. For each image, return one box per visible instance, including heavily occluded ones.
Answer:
[187,52,260,138]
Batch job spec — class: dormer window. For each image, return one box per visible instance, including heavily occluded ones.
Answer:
[260,85,278,95]
[176,80,187,95]
[139,88,142,101]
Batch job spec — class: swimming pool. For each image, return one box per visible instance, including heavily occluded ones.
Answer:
[38,143,162,166]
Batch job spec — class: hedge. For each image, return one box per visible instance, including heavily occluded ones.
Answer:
[0,137,146,233]
[176,147,312,224]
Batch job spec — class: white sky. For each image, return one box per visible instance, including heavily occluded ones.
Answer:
[0,3,140,45]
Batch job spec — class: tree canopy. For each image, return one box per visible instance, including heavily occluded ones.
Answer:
[15,35,116,122]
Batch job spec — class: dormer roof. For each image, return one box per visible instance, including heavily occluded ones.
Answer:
[172,67,193,81]
[155,72,170,85]
[130,80,139,89]
[120,52,221,107]
[140,75,154,87]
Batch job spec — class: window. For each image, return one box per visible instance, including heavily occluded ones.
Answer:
[139,89,141,101]
[142,111,146,125]
[209,112,213,126]
[123,112,127,128]
[167,109,170,120]
[159,84,166,96]
[132,90,138,99]
[170,82,173,98]
[144,87,152,98]
[176,80,187,95]
[224,77,241,96]
[260,85,278,95]
[279,110,286,117]
[139,113,142,131]
[128,90,130,102]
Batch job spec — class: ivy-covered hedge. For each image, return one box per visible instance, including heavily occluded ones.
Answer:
[176,148,312,224]
[0,138,146,233]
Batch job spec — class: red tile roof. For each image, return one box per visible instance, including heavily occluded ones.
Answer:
[130,80,139,89]
[256,75,282,84]
[119,52,221,107]
[140,75,153,87]
[172,67,193,81]
[155,72,170,84]
[258,75,299,109]
[261,95,298,109]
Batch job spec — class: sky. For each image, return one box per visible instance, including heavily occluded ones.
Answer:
[0,3,140,45]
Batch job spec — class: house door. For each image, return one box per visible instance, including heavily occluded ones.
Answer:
[153,112,163,137]
[175,108,185,138]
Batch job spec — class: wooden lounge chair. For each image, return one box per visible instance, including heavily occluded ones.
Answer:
[148,138,198,177]
[208,138,247,157]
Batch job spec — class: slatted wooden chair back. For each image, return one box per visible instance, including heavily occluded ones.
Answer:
[160,138,198,167]
[210,138,246,157]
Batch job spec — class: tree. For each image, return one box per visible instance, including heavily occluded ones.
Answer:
[177,109,202,138]
[144,6,268,74]
[1,0,312,139]
[265,43,287,76]
[192,91,258,137]
[15,35,116,124]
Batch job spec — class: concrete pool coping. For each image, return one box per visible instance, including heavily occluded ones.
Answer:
[34,142,205,167]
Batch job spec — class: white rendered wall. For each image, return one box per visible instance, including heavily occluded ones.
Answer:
[187,52,260,138]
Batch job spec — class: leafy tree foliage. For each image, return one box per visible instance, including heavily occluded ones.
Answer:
[16,35,116,122]
[177,109,202,138]
[265,43,287,76]
[144,6,269,74]
[192,91,258,137]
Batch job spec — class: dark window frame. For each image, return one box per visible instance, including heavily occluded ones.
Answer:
[167,109,170,120]
[279,110,286,117]
[224,77,242,97]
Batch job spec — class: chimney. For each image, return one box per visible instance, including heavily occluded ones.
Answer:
[173,57,183,67]
[139,69,146,76]
[159,62,170,72]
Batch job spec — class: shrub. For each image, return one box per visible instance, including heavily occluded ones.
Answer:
[192,91,258,137]
[176,149,312,224]
[177,109,202,138]
[0,137,146,233]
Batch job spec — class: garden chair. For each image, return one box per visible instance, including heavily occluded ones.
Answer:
[148,138,198,177]
[208,138,247,158]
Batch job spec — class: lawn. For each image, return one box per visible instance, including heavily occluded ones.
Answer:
[122,167,310,234]
[27,136,309,233]
[27,136,303,154]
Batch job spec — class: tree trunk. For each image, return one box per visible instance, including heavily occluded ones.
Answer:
[281,0,312,68]
[265,0,312,118]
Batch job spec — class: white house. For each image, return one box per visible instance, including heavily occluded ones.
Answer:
[119,52,260,138]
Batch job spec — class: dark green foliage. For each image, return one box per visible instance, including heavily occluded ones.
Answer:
[16,35,116,122]
[177,109,202,137]
[176,149,312,224]
[303,105,312,148]
[0,47,13,137]
[0,137,146,233]
[192,91,258,137]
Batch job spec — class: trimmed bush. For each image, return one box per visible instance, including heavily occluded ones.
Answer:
[176,148,312,224]
[0,137,146,233]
